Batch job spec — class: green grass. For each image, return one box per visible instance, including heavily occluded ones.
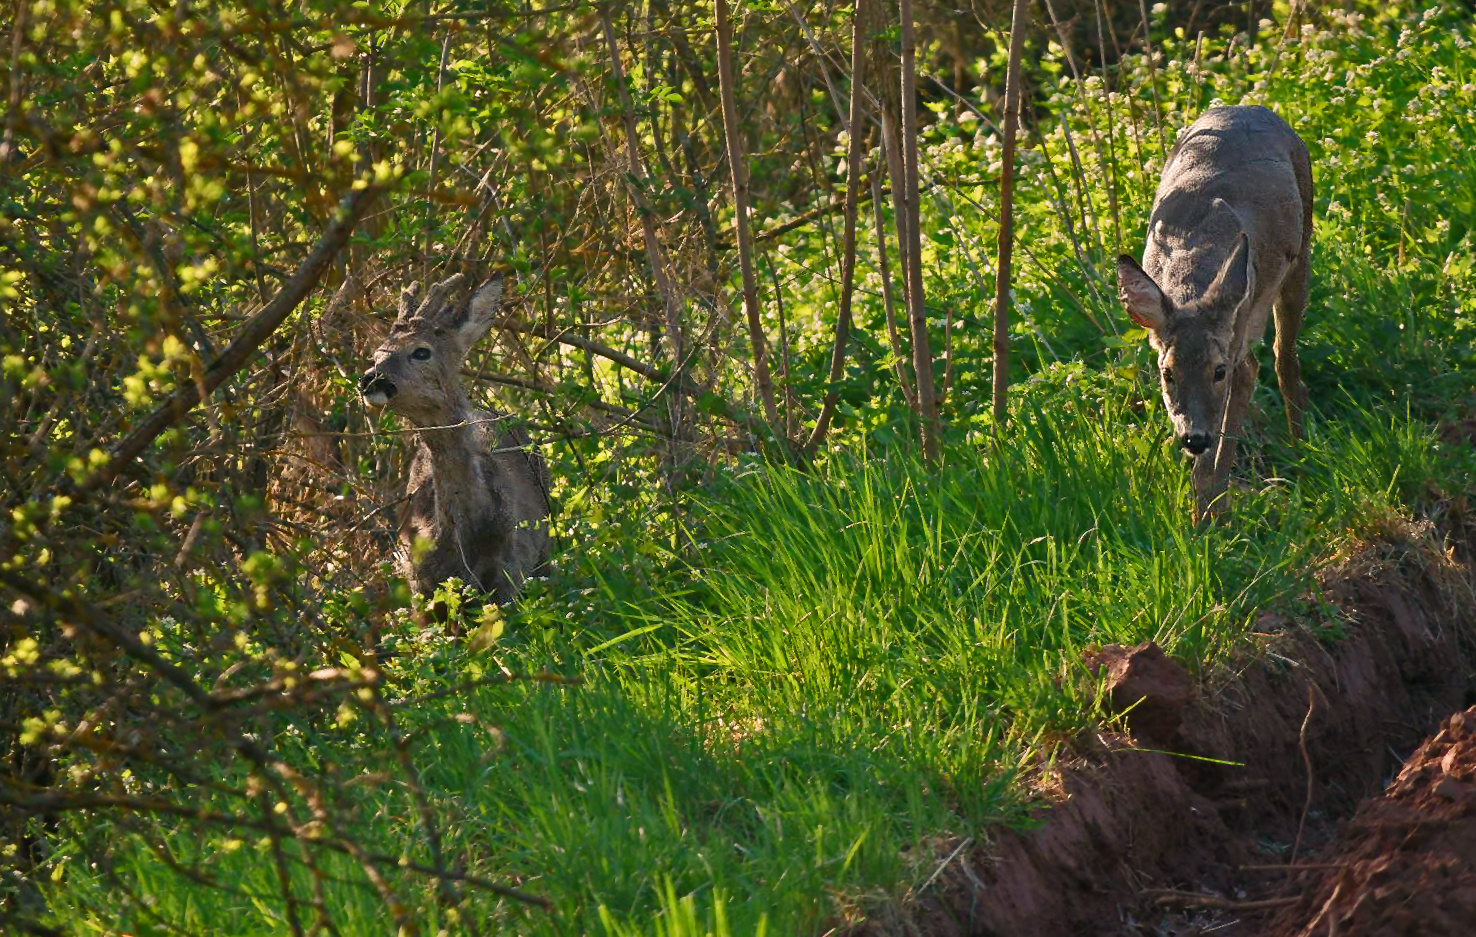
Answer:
[36,3,1476,934]
[44,383,1473,935]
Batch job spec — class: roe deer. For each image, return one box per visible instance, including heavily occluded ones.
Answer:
[1116,105,1312,521]
[359,273,552,603]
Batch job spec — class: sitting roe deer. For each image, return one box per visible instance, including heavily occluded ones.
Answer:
[359,272,552,604]
[1116,105,1312,521]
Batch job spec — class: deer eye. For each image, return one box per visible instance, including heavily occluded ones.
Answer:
[1213,364,1227,382]
[411,347,432,361]
[1162,367,1175,386]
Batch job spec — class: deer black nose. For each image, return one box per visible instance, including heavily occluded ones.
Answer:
[359,372,397,402]
[1180,432,1211,455]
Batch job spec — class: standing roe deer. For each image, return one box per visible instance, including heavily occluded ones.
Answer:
[1116,105,1312,521]
[359,272,552,603]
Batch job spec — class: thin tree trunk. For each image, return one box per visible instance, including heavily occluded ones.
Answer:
[598,9,691,464]
[872,157,916,411]
[715,0,783,435]
[1137,0,1168,157]
[1042,0,1106,265]
[1093,0,1123,253]
[993,0,1030,430]
[421,33,452,282]
[882,110,908,297]
[805,0,874,453]
[862,0,915,417]
[899,0,940,463]
[768,258,795,439]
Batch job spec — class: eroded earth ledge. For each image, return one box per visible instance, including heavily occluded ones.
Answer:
[856,519,1476,937]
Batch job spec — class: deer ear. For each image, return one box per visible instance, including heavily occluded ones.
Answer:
[1206,232,1253,317]
[1116,254,1169,332]
[456,274,504,348]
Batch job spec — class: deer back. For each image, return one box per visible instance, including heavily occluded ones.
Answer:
[1117,105,1312,453]
[1140,105,1310,348]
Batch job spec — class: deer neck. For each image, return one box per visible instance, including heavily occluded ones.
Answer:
[415,396,495,532]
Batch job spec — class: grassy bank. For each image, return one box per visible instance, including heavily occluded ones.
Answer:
[47,392,1471,935]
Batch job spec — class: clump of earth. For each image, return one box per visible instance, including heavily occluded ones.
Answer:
[1265,706,1476,937]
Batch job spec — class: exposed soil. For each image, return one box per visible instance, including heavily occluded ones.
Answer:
[1264,706,1476,937]
[853,518,1476,937]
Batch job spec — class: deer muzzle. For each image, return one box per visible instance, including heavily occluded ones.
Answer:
[1180,431,1212,456]
[359,372,397,408]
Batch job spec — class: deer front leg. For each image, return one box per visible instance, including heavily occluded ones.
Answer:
[1192,449,1217,524]
[1198,353,1259,521]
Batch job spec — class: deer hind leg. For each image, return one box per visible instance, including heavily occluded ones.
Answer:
[1198,353,1259,521]
[1273,252,1310,440]
[484,557,523,607]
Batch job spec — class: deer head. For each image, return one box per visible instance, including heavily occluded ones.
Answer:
[1117,225,1255,456]
[359,273,504,427]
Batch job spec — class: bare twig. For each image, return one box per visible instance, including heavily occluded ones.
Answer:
[598,8,691,461]
[1146,890,1299,912]
[739,185,890,245]
[0,0,27,164]
[899,0,939,463]
[917,837,973,894]
[805,0,874,453]
[1136,0,1169,157]
[87,181,380,490]
[872,157,915,410]
[991,0,1031,430]
[1291,683,1322,865]
[715,0,782,434]
[503,320,667,384]
[421,33,454,282]
[1092,0,1124,252]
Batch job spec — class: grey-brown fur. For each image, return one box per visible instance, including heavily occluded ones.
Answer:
[359,273,551,603]
[1116,105,1312,521]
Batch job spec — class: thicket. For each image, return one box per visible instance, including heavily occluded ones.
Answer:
[3,0,1475,933]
